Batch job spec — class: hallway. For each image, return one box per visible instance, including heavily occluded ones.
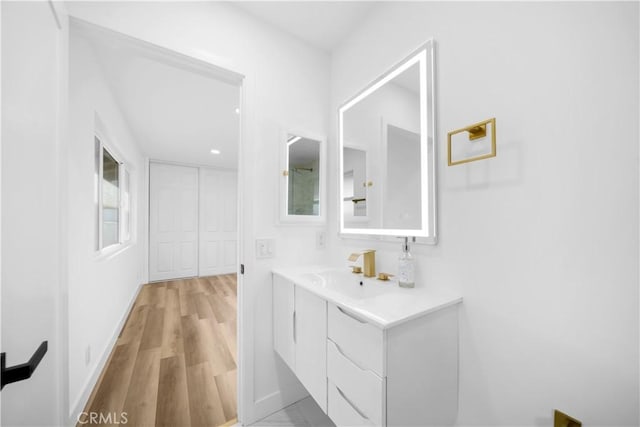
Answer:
[81,275,238,426]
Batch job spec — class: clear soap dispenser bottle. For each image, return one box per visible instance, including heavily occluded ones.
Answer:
[398,237,415,288]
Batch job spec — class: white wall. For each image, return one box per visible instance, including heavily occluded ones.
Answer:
[329,2,639,426]
[67,31,145,417]
[65,2,331,423]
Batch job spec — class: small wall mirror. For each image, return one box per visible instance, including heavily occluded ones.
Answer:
[339,40,436,242]
[280,131,326,224]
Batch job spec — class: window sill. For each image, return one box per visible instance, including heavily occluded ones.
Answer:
[95,241,133,262]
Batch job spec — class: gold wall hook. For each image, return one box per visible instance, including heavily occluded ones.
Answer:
[467,124,487,140]
[447,118,496,166]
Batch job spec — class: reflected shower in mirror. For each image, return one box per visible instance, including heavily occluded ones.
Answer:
[287,134,320,216]
[343,146,367,223]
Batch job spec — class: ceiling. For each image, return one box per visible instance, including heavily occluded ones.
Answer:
[82,29,241,169]
[75,2,378,170]
[232,2,378,52]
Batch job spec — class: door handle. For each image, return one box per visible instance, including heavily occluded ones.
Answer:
[1,341,48,390]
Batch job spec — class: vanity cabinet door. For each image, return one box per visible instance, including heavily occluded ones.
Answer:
[295,287,328,412]
[273,274,295,371]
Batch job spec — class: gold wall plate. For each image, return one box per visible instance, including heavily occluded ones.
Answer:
[447,118,496,166]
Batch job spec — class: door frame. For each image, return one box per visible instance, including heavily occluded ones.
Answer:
[66,18,250,425]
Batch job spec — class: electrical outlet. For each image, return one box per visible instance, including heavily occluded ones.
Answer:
[316,230,326,249]
[85,346,91,366]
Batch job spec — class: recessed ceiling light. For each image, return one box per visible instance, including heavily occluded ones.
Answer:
[234,107,240,114]
[210,149,221,155]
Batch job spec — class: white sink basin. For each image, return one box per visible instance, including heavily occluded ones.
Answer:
[273,266,462,329]
[299,269,392,300]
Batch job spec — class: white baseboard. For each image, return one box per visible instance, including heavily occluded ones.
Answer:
[67,281,143,425]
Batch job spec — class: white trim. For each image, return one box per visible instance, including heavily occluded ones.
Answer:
[236,78,249,425]
[53,3,71,425]
[237,73,261,425]
[149,158,237,173]
[69,17,244,86]
[94,241,134,263]
[0,2,4,420]
[142,157,150,285]
[67,282,143,424]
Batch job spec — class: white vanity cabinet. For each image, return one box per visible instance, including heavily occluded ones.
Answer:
[273,274,327,412]
[273,269,461,426]
[327,301,459,426]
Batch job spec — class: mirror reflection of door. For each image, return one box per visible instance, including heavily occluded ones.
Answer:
[383,124,421,229]
[343,146,367,222]
[287,135,320,216]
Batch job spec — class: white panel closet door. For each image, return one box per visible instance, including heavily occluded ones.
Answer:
[149,163,199,281]
[199,168,238,276]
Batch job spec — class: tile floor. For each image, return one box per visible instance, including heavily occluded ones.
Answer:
[249,397,335,427]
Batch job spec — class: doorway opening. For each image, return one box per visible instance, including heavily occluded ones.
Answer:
[69,19,244,427]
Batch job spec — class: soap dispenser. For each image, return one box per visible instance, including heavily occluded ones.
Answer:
[398,237,415,288]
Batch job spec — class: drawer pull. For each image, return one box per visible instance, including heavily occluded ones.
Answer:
[331,340,368,373]
[337,306,366,324]
[336,386,370,421]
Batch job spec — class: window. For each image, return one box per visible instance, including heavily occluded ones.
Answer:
[122,169,131,242]
[95,135,132,251]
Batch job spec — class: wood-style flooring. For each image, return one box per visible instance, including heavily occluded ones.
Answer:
[81,275,238,427]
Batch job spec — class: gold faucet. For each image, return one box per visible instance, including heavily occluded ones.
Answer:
[348,250,376,278]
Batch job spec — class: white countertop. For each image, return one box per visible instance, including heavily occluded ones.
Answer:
[272,265,462,330]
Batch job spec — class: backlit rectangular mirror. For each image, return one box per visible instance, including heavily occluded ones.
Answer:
[339,40,436,242]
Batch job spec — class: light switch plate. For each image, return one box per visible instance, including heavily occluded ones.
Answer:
[316,230,326,249]
[256,238,275,259]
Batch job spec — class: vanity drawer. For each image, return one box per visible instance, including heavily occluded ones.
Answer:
[327,339,384,426]
[327,303,384,376]
[328,380,377,427]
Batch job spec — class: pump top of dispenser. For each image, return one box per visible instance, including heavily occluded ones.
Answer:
[402,236,410,253]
